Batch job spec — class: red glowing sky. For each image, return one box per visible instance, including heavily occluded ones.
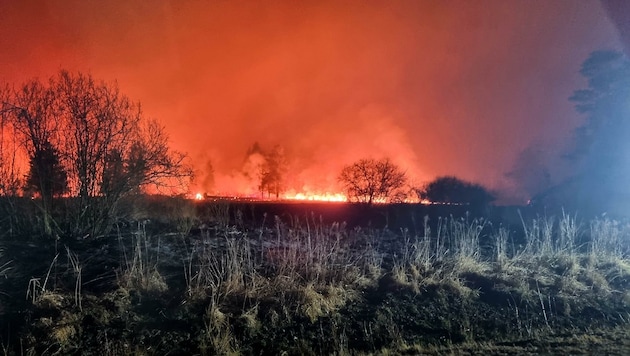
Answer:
[0,1,622,202]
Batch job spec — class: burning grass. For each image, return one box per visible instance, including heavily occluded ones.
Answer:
[1,200,630,354]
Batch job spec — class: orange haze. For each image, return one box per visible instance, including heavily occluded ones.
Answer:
[0,1,622,203]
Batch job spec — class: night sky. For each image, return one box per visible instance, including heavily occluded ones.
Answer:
[0,0,622,202]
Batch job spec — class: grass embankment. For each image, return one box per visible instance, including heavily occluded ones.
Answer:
[1,200,630,355]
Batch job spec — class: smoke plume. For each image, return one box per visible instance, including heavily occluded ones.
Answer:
[0,0,622,202]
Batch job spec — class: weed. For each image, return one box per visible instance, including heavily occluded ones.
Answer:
[201,201,232,231]
[65,246,82,311]
[117,221,168,293]
[26,253,59,305]
[200,301,239,356]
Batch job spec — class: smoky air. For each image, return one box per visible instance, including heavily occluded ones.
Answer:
[0,1,623,204]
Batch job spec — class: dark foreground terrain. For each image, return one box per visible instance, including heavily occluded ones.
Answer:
[1,199,630,355]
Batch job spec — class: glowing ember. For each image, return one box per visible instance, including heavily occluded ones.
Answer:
[194,193,204,200]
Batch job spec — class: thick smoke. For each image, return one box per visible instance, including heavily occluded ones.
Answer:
[0,1,621,202]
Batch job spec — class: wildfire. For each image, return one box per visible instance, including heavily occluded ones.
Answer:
[188,191,429,203]
[188,190,347,202]
[283,192,348,202]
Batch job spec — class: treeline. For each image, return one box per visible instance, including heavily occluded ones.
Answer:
[236,148,495,207]
[3,49,626,238]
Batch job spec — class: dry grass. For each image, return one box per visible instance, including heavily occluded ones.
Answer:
[184,235,259,302]
[0,247,10,279]
[185,214,381,299]
[117,221,168,293]
[200,301,239,356]
[26,253,60,306]
[0,246,11,311]
[200,201,232,230]
[297,283,358,323]
[9,203,630,355]
[173,198,198,236]
[389,215,491,295]
[180,213,386,352]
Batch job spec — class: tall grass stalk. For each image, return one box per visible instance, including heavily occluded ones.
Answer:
[399,215,448,274]
[118,221,167,293]
[410,215,442,270]
[557,210,580,256]
[26,253,59,304]
[518,212,555,258]
[200,299,238,356]
[449,215,485,262]
[590,217,627,259]
[0,247,10,279]
[65,246,82,311]
[494,226,510,268]
[202,201,231,230]
[269,217,368,287]
[187,236,259,300]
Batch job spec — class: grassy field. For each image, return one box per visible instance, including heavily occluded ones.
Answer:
[1,198,630,355]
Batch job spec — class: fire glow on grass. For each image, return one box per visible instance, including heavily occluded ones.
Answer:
[282,192,347,202]
[190,191,348,202]
[190,190,428,203]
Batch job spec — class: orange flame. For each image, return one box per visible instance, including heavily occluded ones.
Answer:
[283,192,347,202]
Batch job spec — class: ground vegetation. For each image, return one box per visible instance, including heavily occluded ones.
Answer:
[1,199,629,355]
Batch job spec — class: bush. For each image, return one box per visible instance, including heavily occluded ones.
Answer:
[419,176,495,207]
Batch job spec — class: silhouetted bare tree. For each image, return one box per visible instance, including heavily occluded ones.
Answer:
[258,145,287,199]
[338,158,407,204]
[1,79,64,234]
[0,89,23,236]
[0,88,22,197]
[1,71,192,237]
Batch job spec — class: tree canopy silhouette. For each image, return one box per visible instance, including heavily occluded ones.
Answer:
[24,141,68,199]
[419,176,494,207]
[0,71,192,237]
[338,158,407,204]
[565,50,630,214]
[258,145,287,199]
